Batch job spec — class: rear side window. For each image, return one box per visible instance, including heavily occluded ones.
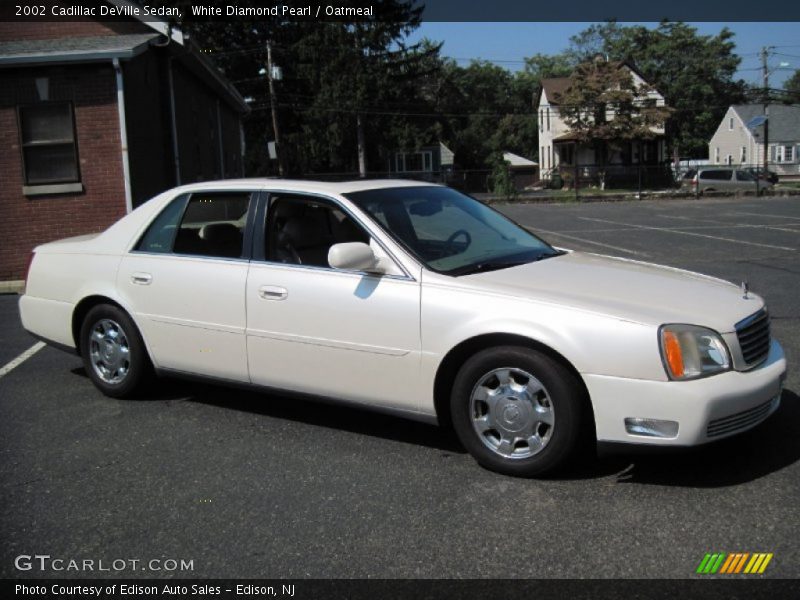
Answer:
[135,195,187,253]
[173,193,251,258]
[700,170,732,181]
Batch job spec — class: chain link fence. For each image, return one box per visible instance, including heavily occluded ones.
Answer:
[296,161,785,200]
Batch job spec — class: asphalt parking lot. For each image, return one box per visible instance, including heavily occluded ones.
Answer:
[1,195,798,579]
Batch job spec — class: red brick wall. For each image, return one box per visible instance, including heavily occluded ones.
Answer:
[0,65,127,280]
[0,19,150,42]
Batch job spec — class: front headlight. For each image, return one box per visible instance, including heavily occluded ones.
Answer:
[659,324,731,380]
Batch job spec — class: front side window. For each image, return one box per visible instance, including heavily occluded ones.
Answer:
[265,195,370,268]
[18,103,79,185]
[346,186,560,276]
[136,192,251,258]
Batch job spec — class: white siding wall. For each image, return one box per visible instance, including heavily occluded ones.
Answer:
[708,107,761,167]
[537,66,666,179]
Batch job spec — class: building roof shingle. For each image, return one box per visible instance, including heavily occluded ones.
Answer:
[732,104,800,143]
[0,33,158,66]
[539,77,572,105]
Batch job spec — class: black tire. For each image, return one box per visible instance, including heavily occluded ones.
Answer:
[450,346,588,477]
[79,304,153,398]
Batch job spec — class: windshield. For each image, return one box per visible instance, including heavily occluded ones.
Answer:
[345,186,561,275]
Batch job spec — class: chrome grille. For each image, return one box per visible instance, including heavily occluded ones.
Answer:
[706,397,777,438]
[735,309,770,367]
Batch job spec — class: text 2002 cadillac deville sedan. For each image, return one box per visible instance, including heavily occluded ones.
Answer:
[20,180,787,477]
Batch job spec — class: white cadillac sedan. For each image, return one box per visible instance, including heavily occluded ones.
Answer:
[20,180,787,477]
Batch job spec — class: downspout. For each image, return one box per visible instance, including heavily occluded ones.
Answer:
[216,99,224,177]
[167,56,181,185]
[112,58,133,213]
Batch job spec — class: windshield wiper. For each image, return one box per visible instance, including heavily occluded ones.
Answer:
[450,251,565,276]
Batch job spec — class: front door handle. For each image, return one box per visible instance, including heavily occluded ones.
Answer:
[258,285,288,300]
[131,272,152,285]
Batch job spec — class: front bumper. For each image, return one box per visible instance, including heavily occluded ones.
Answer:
[586,339,786,445]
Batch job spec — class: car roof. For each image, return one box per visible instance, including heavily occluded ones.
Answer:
[167,178,440,196]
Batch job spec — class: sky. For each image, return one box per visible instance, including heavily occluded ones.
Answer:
[405,22,800,87]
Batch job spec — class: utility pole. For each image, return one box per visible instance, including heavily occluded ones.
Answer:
[266,39,284,177]
[761,46,771,188]
[354,29,367,178]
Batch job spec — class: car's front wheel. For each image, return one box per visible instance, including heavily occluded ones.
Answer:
[80,304,152,398]
[450,346,588,477]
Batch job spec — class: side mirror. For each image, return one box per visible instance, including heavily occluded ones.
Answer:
[328,242,385,274]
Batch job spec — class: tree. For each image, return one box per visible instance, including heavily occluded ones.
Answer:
[179,1,433,176]
[784,69,800,103]
[426,60,538,177]
[557,59,671,188]
[488,153,516,199]
[567,21,747,160]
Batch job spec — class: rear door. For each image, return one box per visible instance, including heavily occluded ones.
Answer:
[117,189,257,382]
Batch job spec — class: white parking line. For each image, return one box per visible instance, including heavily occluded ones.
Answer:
[657,214,800,234]
[727,211,800,221]
[577,217,796,251]
[0,342,46,380]
[524,226,646,256]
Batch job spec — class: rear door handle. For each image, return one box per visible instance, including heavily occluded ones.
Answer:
[258,285,288,300]
[131,272,152,285]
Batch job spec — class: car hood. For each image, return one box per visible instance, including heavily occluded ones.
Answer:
[454,251,763,333]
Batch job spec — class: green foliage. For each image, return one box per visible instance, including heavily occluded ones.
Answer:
[183,1,432,176]
[557,59,670,144]
[784,70,800,103]
[487,153,516,199]
[430,61,538,171]
[567,21,747,158]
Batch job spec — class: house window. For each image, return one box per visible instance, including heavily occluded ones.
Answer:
[547,146,552,169]
[18,102,80,185]
[395,151,433,173]
[771,145,795,163]
[546,107,550,132]
[729,117,734,131]
[714,147,720,164]
[539,110,543,132]
[741,146,746,164]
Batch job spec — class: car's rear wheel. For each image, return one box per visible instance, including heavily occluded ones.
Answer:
[450,346,587,477]
[80,304,152,398]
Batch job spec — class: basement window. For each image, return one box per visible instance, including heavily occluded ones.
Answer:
[18,102,82,194]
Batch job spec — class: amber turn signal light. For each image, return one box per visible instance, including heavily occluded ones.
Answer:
[663,330,685,378]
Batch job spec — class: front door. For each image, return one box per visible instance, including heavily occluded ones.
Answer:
[245,193,422,413]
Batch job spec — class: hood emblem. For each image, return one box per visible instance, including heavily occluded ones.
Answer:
[741,281,749,299]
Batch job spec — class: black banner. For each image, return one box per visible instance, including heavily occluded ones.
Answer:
[3,579,800,600]
[2,0,800,22]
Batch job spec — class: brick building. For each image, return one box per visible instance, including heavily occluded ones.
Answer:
[0,6,248,282]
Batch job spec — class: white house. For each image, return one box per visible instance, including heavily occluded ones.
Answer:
[708,104,800,178]
[536,61,667,182]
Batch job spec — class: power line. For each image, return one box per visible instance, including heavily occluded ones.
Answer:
[242,100,799,119]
